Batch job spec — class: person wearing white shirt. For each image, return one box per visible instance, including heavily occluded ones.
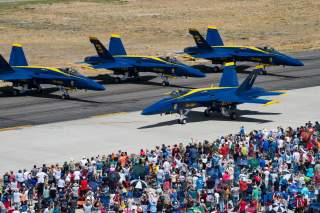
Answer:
[57,178,65,189]
[36,171,48,184]
[13,189,21,205]
[74,170,81,182]
[163,160,170,173]
[16,170,24,184]
[80,157,87,168]
[53,168,61,181]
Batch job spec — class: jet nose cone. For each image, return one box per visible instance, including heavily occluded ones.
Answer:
[87,79,105,91]
[142,99,172,115]
[189,67,206,78]
[141,106,155,115]
[177,66,206,78]
[277,55,304,66]
[92,82,105,91]
[292,59,304,66]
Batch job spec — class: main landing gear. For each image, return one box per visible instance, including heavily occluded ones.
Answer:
[203,105,239,120]
[60,87,71,99]
[160,75,170,86]
[12,83,43,96]
[213,65,223,72]
[114,72,140,84]
[177,109,190,124]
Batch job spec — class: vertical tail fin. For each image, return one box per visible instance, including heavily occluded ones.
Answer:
[236,65,263,95]
[0,55,14,73]
[189,28,212,49]
[109,34,127,55]
[9,43,28,66]
[219,62,238,87]
[89,37,115,61]
[206,26,224,46]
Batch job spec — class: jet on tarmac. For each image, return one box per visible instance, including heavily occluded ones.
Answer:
[142,62,285,124]
[0,44,105,99]
[182,26,304,73]
[84,35,206,86]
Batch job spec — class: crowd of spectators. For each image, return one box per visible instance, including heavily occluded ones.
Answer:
[0,121,320,213]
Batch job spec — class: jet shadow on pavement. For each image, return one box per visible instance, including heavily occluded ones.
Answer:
[91,74,195,89]
[138,109,279,129]
[0,87,102,104]
[193,64,299,79]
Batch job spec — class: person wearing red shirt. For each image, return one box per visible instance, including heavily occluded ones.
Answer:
[220,144,229,159]
[80,177,88,196]
[239,198,247,213]
[239,179,248,198]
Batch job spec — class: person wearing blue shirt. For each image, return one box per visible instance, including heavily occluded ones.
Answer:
[306,167,314,178]
[262,140,269,153]
[196,176,204,190]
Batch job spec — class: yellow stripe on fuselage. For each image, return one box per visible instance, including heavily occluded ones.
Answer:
[114,55,172,64]
[212,45,268,54]
[177,86,235,99]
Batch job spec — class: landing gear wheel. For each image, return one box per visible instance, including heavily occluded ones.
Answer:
[114,77,122,84]
[230,112,238,120]
[178,118,187,124]
[213,66,220,72]
[12,89,20,96]
[134,77,141,82]
[61,94,70,100]
[204,108,211,117]
[162,81,170,86]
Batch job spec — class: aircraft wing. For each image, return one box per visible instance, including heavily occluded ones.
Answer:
[232,52,272,58]
[191,52,231,59]
[137,62,173,68]
[174,95,214,104]
[0,73,32,81]
[91,61,133,70]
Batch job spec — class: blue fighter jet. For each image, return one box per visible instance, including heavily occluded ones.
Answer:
[142,62,285,124]
[182,26,304,73]
[84,35,205,86]
[0,44,105,99]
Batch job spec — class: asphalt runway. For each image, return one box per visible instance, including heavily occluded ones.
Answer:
[0,86,319,172]
[0,50,319,128]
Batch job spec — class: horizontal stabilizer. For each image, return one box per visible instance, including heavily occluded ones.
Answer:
[206,26,224,46]
[262,99,280,106]
[215,93,276,105]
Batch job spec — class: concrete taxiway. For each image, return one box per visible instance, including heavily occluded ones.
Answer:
[0,86,319,173]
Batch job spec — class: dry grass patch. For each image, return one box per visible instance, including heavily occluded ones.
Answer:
[0,0,319,71]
